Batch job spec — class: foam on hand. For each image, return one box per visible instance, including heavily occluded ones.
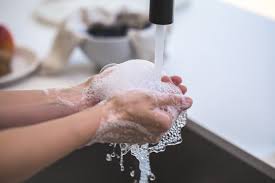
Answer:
[85,59,187,183]
[86,59,181,101]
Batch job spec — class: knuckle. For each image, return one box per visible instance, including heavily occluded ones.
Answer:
[159,120,172,133]
[143,92,153,101]
[148,135,162,144]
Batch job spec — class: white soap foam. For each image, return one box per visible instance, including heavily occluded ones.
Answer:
[85,59,187,183]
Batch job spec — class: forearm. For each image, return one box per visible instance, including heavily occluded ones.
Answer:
[0,89,78,128]
[0,82,95,129]
[0,104,104,183]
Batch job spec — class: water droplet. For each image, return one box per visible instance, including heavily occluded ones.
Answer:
[106,154,112,161]
[104,106,187,182]
[130,170,135,177]
[149,173,156,181]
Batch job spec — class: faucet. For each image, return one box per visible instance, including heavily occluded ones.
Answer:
[149,0,174,73]
[149,0,174,25]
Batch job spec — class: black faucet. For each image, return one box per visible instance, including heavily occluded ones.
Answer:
[149,0,174,25]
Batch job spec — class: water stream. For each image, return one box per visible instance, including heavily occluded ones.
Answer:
[104,25,187,183]
[154,25,167,75]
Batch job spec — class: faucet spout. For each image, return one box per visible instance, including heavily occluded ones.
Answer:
[149,0,174,25]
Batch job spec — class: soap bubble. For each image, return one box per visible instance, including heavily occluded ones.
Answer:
[85,59,187,183]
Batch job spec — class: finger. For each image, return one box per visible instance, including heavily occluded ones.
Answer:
[180,97,193,110]
[156,94,193,109]
[178,84,187,94]
[136,108,171,133]
[161,75,172,83]
[156,94,183,106]
[149,109,172,133]
[171,76,182,86]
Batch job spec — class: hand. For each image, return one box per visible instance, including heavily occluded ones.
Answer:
[44,67,116,113]
[161,75,187,95]
[79,70,188,111]
[93,90,192,144]
[47,65,190,117]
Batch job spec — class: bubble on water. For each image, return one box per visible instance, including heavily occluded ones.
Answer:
[111,152,116,158]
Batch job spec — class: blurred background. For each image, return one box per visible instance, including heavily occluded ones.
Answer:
[0,0,275,172]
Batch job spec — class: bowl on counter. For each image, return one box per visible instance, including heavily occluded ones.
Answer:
[80,33,133,69]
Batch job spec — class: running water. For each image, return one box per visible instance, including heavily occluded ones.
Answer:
[87,25,186,183]
[105,112,186,183]
[154,25,167,76]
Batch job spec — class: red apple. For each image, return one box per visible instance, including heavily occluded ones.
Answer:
[0,25,14,56]
[0,25,15,76]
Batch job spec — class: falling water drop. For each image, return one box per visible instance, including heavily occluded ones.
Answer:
[130,170,135,177]
[120,153,125,172]
[149,173,156,181]
[106,154,112,162]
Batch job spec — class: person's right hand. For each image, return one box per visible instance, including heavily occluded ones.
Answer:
[93,90,192,144]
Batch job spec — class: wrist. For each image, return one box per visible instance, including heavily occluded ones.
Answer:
[71,101,110,146]
[44,87,84,114]
[78,76,102,110]
[44,76,101,114]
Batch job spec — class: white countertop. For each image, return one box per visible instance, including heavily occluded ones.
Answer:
[1,0,275,167]
[166,0,275,162]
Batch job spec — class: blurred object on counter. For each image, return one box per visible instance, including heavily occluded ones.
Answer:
[0,25,40,87]
[0,25,14,77]
[80,8,156,68]
[0,47,39,87]
[41,7,163,74]
[223,0,275,21]
[33,0,189,27]
[40,10,86,75]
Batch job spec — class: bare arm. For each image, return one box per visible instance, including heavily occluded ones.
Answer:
[0,103,104,183]
[0,79,95,129]
[0,91,192,183]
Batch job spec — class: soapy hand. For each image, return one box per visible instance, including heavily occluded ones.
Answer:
[46,64,189,117]
[161,75,187,95]
[79,66,188,110]
[92,90,192,144]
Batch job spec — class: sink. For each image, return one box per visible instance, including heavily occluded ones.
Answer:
[27,120,275,183]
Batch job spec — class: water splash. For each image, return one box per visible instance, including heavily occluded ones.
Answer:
[106,111,187,183]
[101,23,187,183]
[130,170,135,177]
